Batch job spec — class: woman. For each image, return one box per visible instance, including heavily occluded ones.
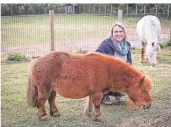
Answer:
[96,23,132,105]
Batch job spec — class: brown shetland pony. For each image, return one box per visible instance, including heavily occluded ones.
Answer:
[27,51,152,121]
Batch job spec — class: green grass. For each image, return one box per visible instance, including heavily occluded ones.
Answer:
[1,47,171,127]
[2,15,171,47]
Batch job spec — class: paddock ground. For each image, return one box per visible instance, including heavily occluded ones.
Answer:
[1,47,171,127]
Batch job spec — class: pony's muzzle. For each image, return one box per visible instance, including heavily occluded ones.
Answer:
[140,104,151,109]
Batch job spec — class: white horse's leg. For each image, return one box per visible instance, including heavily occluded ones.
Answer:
[140,41,147,63]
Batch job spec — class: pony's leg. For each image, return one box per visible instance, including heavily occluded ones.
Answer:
[37,93,49,120]
[84,96,95,118]
[91,92,103,121]
[48,90,60,117]
[37,86,50,120]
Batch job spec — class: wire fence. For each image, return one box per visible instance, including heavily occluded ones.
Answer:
[1,14,171,61]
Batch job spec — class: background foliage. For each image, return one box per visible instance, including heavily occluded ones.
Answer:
[1,4,171,19]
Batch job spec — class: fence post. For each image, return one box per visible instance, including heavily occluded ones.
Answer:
[136,5,137,16]
[155,5,158,15]
[111,5,113,15]
[144,5,146,15]
[49,10,55,51]
[170,27,171,39]
[127,4,128,16]
[167,5,170,20]
[118,10,122,23]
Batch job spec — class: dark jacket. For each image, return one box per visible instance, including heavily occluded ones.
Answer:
[96,37,132,64]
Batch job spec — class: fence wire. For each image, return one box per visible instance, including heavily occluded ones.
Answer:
[1,14,171,60]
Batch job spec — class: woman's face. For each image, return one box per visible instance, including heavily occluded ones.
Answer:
[112,26,125,42]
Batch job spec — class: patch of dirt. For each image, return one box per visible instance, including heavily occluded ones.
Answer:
[151,113,171,127]
[119,113,171,127]
[119,116,151,127]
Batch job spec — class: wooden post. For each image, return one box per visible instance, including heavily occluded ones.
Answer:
[136,5,137,16]
[49,10,55,51]
[127,4,128,16]
[105,5,106,14]
[144,5,146,15]
[111,5,113,15]
[88,4,91,13]
[118,10,122,23]
[83,5,85,13]
[167,5,170,20]
[156,5,158,15]
[94,4,96,13]
[170,27,171,38]
[73,5,75,14]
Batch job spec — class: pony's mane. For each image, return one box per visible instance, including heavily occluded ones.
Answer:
[86,52,141,75]
[86,52,114,59]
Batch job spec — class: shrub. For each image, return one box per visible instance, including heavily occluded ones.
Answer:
[7,52,26,61]
[167,39,171,46]
[75,49,88,54]
[160,39,171,48]
[160,43,164,49]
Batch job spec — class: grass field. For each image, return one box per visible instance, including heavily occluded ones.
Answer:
[1,46,171,127]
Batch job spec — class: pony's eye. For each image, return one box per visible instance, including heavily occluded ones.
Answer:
[152,42,155,46]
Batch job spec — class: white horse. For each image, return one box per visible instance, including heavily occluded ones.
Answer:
[136,15,161,66]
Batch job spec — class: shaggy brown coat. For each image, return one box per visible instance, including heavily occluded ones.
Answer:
[27,51,152,121]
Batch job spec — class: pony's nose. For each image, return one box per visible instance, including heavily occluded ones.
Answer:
[140,104,151,109]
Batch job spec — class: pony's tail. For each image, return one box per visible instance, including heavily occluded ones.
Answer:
[27,59,38,108]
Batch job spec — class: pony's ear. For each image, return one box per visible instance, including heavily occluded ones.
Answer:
[141,76,152,91]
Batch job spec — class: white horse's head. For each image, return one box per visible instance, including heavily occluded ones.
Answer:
[146,41,160,66]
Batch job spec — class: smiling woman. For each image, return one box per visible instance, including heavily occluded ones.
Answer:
[96,22,132,105]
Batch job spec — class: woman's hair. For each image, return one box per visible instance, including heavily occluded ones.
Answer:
[108,22,127,40]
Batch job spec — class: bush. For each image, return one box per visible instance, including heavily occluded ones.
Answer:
[75,49,88,54]
[160,44,164,49]
[160,39,171,48]
[167,39,171,46]
[7,52,27,61]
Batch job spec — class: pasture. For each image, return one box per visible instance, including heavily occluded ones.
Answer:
[1,46,171,127]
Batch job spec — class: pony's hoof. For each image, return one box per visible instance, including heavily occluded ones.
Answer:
[139,60,144,63]
[50,111,61,117]
[93,116,102,122]
[85,109,93,118]
[39,115,50,121]
[53,112,61,117]
[85,111,92,118]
